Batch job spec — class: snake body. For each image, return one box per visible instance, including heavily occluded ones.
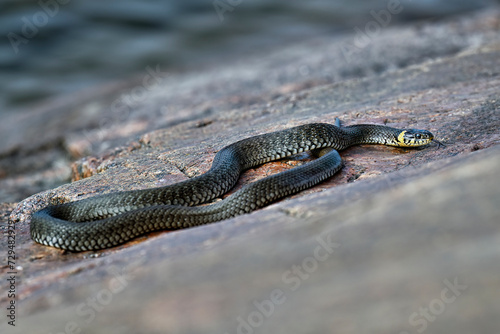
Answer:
[31,122,433,251]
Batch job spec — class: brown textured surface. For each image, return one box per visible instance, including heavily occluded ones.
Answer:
[1,8,500,334]
[1,8,500,203]
[5,145,500,334]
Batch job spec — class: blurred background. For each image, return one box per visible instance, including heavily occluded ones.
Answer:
[1,0,498,114]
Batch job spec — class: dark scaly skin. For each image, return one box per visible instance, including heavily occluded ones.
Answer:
[30,123,434,251]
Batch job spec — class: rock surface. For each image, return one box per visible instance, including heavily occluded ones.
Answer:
[1,8,500,334]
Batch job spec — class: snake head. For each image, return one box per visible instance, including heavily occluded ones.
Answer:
[396,129,434,147]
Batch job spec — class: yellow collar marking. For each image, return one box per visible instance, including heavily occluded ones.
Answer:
[397,130,412,147]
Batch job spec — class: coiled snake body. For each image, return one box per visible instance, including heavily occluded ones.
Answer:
[31,122,434,251]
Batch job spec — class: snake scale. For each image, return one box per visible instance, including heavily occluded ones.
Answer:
[31,121,434,251]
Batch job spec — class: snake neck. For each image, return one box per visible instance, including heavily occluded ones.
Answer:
[340,124,402,147]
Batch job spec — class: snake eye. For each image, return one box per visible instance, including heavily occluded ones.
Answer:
[415,133,422,139]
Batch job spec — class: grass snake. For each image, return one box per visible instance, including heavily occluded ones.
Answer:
[31,121,434,251]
